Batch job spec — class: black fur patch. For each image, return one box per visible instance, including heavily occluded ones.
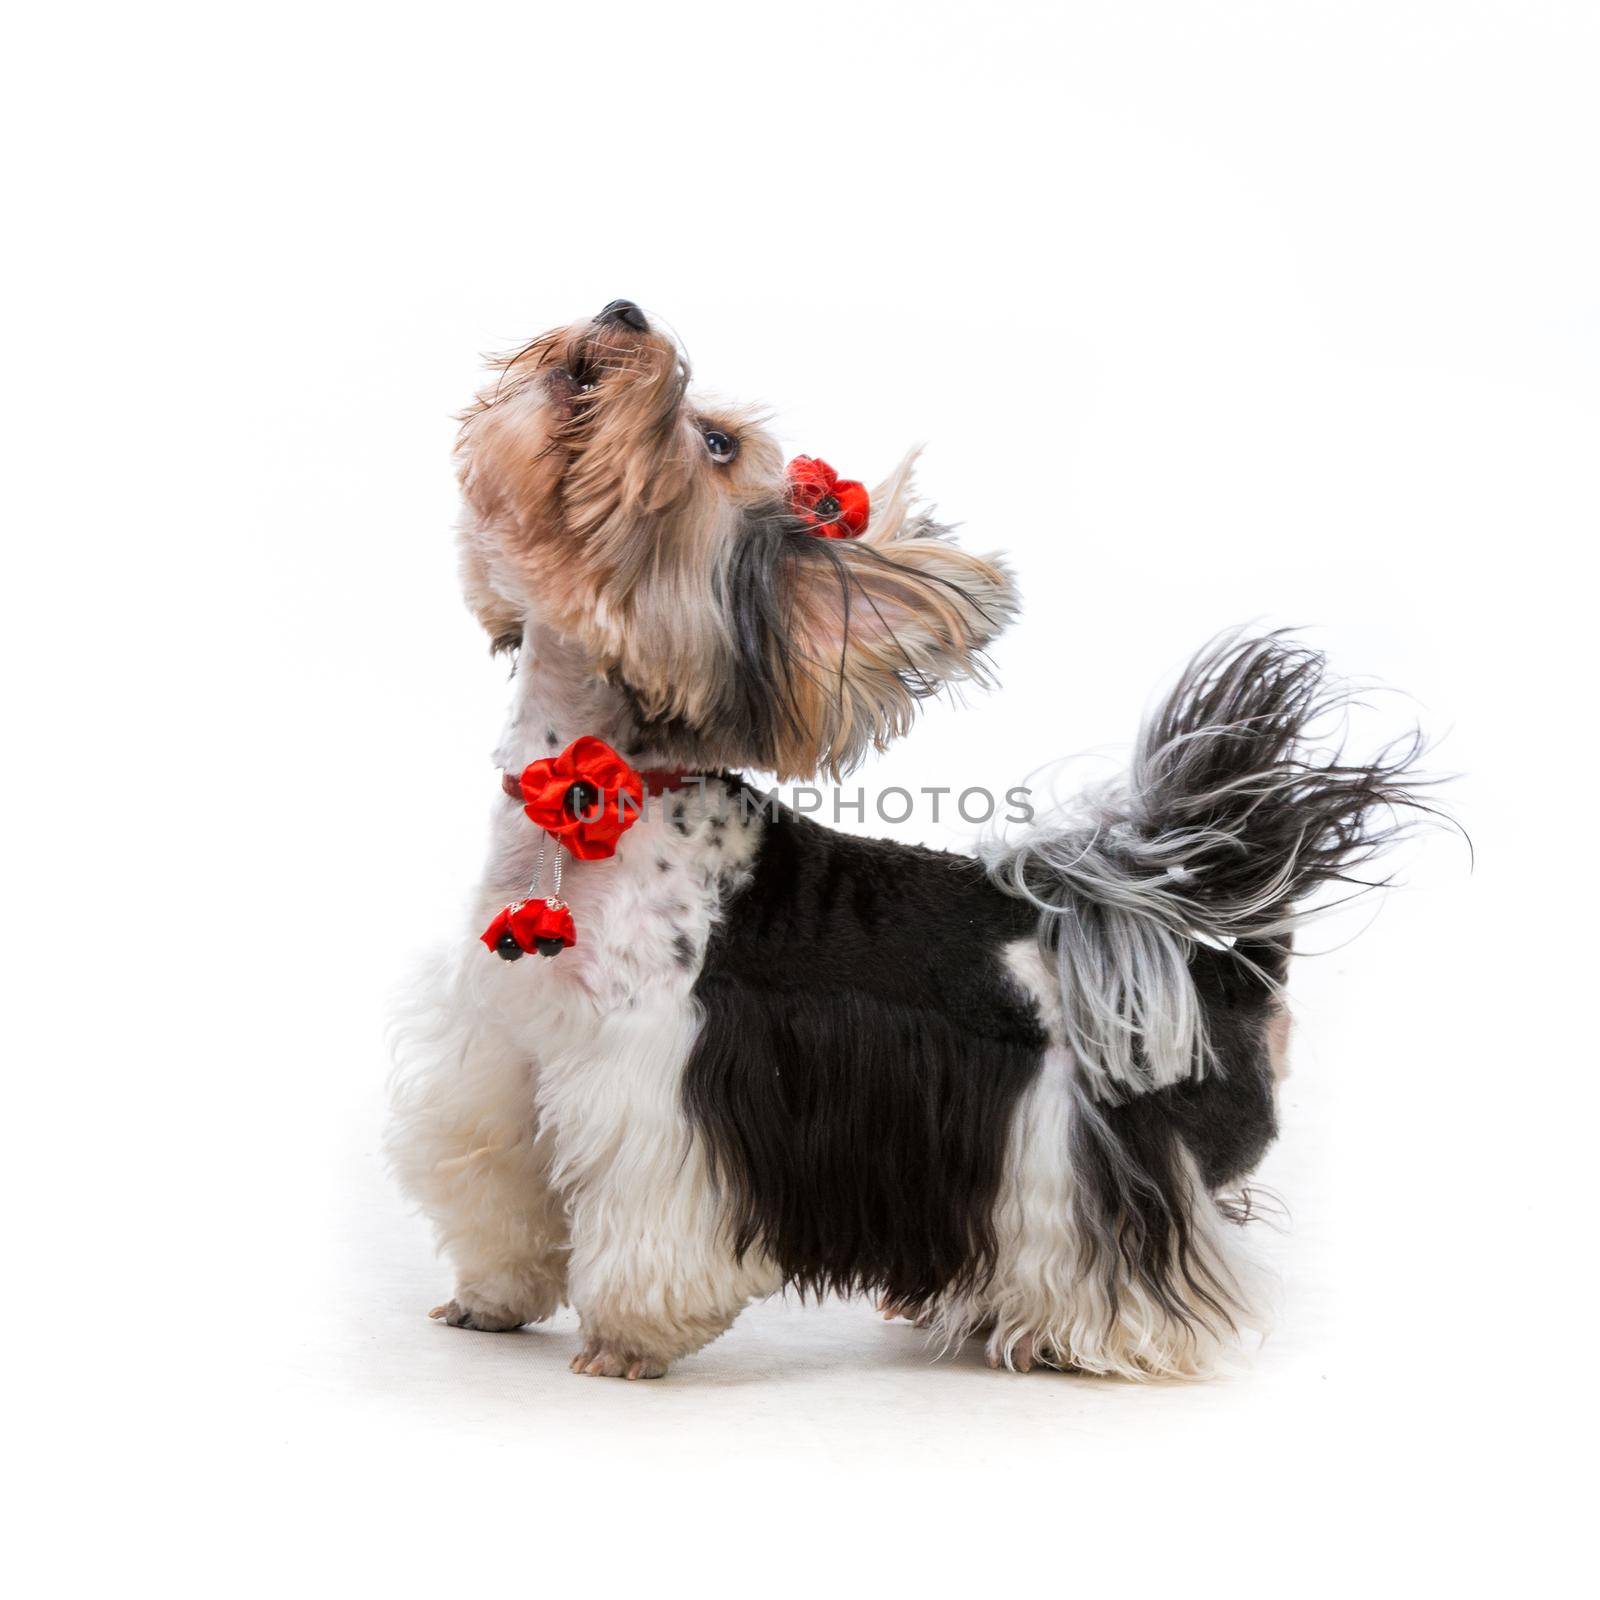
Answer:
[683,789,1046,1308]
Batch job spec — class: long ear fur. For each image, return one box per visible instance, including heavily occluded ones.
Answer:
[725,455,1019,779]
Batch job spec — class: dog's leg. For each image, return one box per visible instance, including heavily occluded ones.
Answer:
[420,1115,567,1333]
[387,961,568,1332]
[563,1167,777,1376]
[543,1002,780,1379]
[951,1046,1078,1373]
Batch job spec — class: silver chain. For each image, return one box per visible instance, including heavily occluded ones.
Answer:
[523,835,566,910]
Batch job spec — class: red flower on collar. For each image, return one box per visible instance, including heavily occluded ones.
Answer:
[511,735,643,860]
[786,456,869,538]
[481,898,577,959]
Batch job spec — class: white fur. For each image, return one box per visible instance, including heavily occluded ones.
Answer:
[386,621,777,1376]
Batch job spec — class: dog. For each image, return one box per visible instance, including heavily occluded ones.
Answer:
[386,299,1427,1380]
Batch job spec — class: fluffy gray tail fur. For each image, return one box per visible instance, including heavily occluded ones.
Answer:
[990,630,1435,1098]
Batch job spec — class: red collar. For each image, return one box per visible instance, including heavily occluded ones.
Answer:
[498,765,698,801]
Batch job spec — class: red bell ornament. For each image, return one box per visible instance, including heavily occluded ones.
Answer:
[481,897,577,961]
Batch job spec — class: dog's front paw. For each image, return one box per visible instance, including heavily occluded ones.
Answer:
[428,1270,562,1332]
[568,1341,668,1380]
[428,1292,529,1333]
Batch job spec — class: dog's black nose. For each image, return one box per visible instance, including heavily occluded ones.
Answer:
[595,299,649,333]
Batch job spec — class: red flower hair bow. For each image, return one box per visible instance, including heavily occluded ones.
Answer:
[510,735,644,861]
[786,456,869,539]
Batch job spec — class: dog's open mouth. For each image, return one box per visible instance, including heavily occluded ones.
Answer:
[563,347,602,393]
[546,328,641,403]
[543,356,597,419]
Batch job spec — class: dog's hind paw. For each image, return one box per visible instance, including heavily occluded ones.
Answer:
[569,1341,668,1380]
[428,1296,527,1333]
[877,1294,937,1329]
[985,1330,1073,1373]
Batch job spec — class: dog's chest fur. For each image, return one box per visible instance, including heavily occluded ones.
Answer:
[476,632,761,1031]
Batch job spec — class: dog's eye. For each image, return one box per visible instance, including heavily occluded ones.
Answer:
[703,429,738,464]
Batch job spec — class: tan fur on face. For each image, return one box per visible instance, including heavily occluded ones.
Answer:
[457,317,780,727]
[453,312,1018,778]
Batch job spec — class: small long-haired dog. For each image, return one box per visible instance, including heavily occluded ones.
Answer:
[387,300,1426,1380]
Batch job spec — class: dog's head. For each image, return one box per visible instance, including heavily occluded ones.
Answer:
[455,300,1018,779]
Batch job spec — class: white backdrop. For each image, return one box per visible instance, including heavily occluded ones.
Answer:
[7,2,1595,1593]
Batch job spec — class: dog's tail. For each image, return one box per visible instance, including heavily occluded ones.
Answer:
[985,629,1438,1376]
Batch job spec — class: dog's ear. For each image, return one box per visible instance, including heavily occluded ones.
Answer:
[744,458,1019,779]
[457,515,531,654]
[451,331,574,653]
